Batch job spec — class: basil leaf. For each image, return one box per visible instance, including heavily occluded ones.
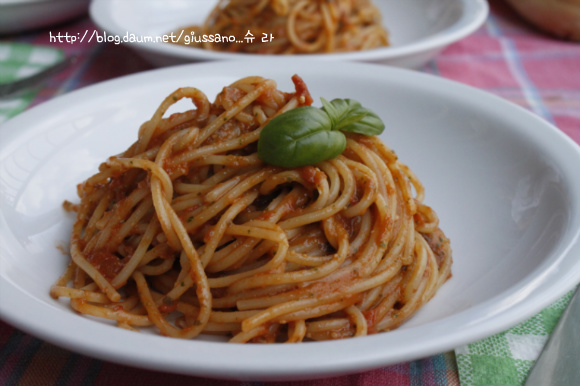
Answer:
[322,98,385,136]
[320,97,357,129]
[338,108,385,136]
[258,106,346,168]
[257,97,385,168]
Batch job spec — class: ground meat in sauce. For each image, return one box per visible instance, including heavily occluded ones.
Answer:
[421,227,452,269]
[85,250,124,281]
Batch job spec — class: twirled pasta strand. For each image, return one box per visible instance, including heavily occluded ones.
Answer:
[51,75,452,343]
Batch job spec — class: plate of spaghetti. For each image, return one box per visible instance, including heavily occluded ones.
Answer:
[89,0,488,68]
[1,61,580,380]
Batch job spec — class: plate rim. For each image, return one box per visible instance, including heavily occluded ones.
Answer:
[88,0,489,64]
[1,60,580,381]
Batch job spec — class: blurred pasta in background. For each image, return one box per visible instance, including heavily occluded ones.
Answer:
[172,0,390,54]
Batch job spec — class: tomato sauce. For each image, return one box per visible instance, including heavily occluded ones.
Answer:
[291,75,313,106]
[297,166,325,188]
[85,250,124,281]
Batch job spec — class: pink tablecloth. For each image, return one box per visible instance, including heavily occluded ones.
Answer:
[0,1,578,385]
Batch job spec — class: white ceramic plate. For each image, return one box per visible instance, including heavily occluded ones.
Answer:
[0,0,90,35]
[89,0,488,68]
[1,61,580,381]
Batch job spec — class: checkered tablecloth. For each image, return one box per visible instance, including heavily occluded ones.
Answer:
[456,291,574,386]
[0,43,64,123]
[0,1,579,385]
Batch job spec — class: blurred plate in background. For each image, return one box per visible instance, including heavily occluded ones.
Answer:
[89,0,488,68]
[0,0,90,35]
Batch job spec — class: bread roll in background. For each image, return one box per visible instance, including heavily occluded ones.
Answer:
[506,0,580,41]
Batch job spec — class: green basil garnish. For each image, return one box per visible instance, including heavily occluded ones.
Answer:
[257,106,346,168]
[321,98,385,136]
[257,98,384,168]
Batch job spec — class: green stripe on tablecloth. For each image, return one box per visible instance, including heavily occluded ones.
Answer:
[0,43,64,124]
[456,290,574,386]
[0,43,63,66]
[0,91,36,123]
[0,63,20,81]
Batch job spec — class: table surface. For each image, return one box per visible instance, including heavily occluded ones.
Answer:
[1,1,579,385]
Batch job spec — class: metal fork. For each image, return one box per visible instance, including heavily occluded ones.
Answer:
[524,284,580,385]
[0,55,76,97]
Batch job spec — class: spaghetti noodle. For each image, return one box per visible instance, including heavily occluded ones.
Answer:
[51,75,452,343]
[172,0,389,54]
